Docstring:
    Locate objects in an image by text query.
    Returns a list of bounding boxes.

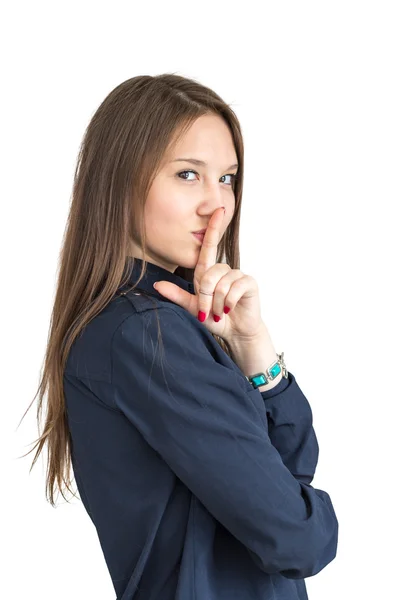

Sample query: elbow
[281,518,339,579]
[280,486,339,579]
[248,490,339,579]
[249,519,339,580]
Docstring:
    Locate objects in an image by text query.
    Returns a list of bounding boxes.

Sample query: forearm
[229,330,320,483]
[228,326,283,392]
[263,374,320,482]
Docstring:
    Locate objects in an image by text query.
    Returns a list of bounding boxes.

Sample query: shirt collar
[118,257,195,300]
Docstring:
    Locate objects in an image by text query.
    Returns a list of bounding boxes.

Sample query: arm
[111,307,338,579]
[229,330,320,484]
[261,373,320,485]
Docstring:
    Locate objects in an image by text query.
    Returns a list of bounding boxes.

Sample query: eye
[221,173,237,186]
[177,169,198,181]
[177,169,237,186]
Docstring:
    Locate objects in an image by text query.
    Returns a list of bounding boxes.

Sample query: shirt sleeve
[111,306,339,579]
[260,374,290,397]
[260,373,320,485]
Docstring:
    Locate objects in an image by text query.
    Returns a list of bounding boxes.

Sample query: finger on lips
[196,207,227,323]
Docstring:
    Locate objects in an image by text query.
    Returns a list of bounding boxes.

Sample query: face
[128,113,238,273]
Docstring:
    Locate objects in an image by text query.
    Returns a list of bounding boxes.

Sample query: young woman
[22,73,338,599]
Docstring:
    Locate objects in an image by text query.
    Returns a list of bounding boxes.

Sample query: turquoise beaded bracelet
[245,351,288,389]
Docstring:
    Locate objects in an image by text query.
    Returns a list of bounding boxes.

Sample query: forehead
[166,114,237,165]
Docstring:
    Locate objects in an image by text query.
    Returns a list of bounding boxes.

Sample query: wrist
[229,328,282,392]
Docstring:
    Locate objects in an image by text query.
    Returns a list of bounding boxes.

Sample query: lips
[193,228,207,234]
[192,232,205,243]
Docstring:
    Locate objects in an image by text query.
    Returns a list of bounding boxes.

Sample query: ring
[199,290,214,296]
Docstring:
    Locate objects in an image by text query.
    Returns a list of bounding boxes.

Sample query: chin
[179,254,200,267]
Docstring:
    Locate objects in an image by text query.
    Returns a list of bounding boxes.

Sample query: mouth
[192,232,205,244]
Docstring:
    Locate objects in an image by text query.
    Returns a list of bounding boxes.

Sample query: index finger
[195,206,226,275]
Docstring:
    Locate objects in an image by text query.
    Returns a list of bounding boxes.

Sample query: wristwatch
[245,351,288,389]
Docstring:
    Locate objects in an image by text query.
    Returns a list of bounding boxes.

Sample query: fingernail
[223,306,230,314]
[198,311,206,322]
[213,314,221,322]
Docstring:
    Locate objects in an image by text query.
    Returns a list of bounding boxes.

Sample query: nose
[201,184,227,213]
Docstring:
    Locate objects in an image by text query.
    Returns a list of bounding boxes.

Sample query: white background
[3,1,399,598]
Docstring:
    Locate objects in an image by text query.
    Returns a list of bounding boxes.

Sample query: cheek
[145,179,195,237]
[151,187,188,220]
[146,199,186,240]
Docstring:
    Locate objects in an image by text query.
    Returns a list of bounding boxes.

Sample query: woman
[21,73,339,599]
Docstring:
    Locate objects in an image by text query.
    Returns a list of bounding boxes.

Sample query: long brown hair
[18,73,245,507]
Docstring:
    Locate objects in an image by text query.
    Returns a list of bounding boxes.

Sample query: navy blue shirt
[64,257,338,599]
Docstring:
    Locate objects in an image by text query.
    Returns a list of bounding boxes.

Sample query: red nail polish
[198,311,206,322]
[213,314,221,322]
[223,306,230,314]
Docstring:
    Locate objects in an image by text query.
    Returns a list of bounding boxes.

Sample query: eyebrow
[171,158,239,171]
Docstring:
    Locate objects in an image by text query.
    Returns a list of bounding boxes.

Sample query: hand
[153,206,267,344]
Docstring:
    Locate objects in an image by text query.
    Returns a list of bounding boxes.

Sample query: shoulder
[113,291,212,356]
[64,290,209,381]
[63,290,152,381]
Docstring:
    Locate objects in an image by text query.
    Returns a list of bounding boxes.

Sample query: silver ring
[199,290,214,296]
